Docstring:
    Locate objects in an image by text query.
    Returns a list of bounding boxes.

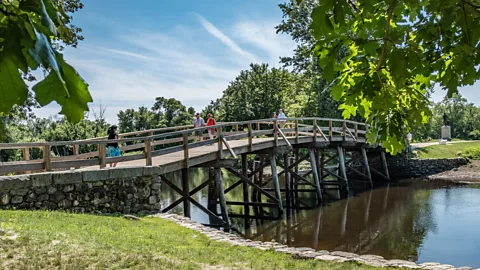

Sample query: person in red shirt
[206,113,216,139]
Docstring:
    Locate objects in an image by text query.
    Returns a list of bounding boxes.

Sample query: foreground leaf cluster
[310,0,480,154]
[0,0,92,123]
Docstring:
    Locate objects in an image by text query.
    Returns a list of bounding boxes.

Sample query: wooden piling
[182,168,191,217]
[309,149,323,202]
[270,153,284,214]
[207,168,218,224]
[294,149,299,203]
[361,148,373,187]
[241,154,250,218]
[284,153,291,208]
[215,168,230,230]
[257,155,265,203]
[380,150,390,181]
[337,146,349,193]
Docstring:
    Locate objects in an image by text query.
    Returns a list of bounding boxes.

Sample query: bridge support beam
[270,153,284,214]
[241,154,250,222]
[366,149,391,182]
[215,168,230,231]
[182,168,190,217]
[283,153,291,208]
[309,149,323,202]
[342,148,374,189]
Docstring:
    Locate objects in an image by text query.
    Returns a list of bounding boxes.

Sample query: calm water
[161,169,480,268]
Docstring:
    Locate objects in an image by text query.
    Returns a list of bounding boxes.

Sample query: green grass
[0,211,392,270]
[416,141,480,159]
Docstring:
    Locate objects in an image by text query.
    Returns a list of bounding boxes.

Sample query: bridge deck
[79,136,364,174]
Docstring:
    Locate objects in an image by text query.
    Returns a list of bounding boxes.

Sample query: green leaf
[323,63,335,82]
[363,42,378,56]
[331,84,344,100]
[333,4,345,27]
[19,0,57,36]
[311,6,333,39]
[0,54,29,114]
[39,0,57,36]
[32,53,92,123]
[28,29,63,79]
[339,104,357,118]
[390,49,406,80]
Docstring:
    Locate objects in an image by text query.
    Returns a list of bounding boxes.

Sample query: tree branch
[461,0,471,44]
[376,0,398,72]
[461,0,480,15]
[346,0,365,23]
[462,0,480,9]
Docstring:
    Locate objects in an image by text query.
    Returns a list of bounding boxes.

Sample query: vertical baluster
[248,123,253,152]
[99,143,106,168]
[183,133,189,168]
[217,127,223,159]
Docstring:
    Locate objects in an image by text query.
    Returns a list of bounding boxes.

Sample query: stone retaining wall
[0,167,162,214]
[152,213,475,270]
[384,156,468,179]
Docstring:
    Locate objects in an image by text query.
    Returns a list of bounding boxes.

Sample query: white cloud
[233,21,297,64]
[33,14,296,124]
[196,14,259,64]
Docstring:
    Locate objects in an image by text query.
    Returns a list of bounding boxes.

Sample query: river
[160,169,480,268]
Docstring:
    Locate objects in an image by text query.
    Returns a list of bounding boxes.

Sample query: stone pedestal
[441,126,451,140]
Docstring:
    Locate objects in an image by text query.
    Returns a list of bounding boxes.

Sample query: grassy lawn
[416,141,480,159]
[0,211,390,270]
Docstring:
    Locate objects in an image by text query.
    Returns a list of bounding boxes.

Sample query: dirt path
[427,160,480,184]
[411,140,477,149]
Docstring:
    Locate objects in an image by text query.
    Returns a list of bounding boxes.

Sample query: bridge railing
[0,118,368,174]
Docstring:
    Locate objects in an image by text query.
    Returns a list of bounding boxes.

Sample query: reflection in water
[160,169,480,268]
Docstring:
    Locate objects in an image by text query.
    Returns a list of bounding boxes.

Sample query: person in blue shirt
[107,125,121,167]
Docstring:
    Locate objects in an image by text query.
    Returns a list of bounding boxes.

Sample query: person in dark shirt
[107,125,121,167]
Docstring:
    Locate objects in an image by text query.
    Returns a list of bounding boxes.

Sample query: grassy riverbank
[416,141,480,159]
[0,211,390,270]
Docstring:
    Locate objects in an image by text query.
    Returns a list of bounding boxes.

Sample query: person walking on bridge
[278,109,287,129]
[107,125,121,167]
[206,113,216,140]
[194,113,206,141]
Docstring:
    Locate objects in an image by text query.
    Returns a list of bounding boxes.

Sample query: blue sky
[35,0,480,123]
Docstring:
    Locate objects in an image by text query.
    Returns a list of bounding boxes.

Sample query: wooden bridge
[0,118,390,230]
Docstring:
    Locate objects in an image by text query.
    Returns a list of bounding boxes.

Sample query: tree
[0,0,92,133]
[117,109,136,133]
[310,0,480,154]
[151,97,193,127]
[276,0,343,119]
[213,63,294,122]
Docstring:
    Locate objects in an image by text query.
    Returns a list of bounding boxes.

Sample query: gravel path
[427,160,480,183]
[411,140,475,149]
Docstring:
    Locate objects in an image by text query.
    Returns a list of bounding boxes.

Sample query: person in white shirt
[193,113,206,141]
[277,109,287,128]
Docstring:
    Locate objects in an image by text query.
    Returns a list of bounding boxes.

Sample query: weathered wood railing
[0,118,368,174]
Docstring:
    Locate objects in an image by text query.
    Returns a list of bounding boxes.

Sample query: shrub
[468,130,480,140]
[463,147,480,160]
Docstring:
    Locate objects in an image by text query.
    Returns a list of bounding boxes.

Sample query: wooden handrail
[0,117,366,149]
[0,117,369,174]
